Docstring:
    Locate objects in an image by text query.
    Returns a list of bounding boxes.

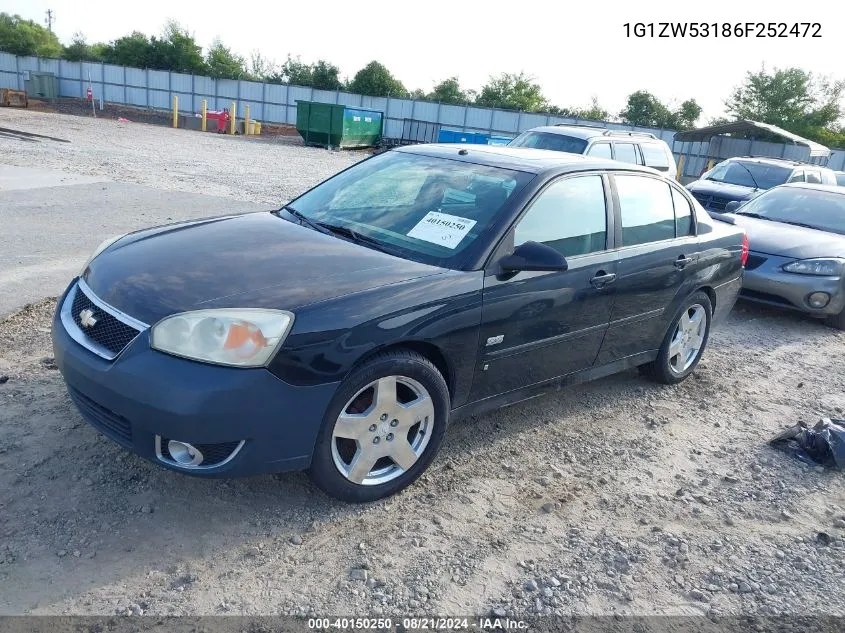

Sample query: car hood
[83,212,446,325]
[687,179,761,200]
[729,214,845,259]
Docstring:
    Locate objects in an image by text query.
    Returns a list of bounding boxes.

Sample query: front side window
[641,143,670,170]
[587,142,612,159]
[514,175,607,258]
[616,175,676,246]
[508,131,588,154]
[614,143,640,165]
[286,151,534,267]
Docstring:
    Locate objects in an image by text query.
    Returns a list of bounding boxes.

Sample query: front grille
[68,387,133,447]
[71,285,141,357]
[160,437,242,466]
[744,254,767,271]
[691,192,732,210]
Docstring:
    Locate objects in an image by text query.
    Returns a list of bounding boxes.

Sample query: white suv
[509,124,678,179]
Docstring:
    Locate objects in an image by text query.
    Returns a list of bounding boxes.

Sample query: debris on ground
[770,418,845,469]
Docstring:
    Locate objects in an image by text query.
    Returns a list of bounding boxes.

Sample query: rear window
[641,143,670,170]
[509,131,588,154]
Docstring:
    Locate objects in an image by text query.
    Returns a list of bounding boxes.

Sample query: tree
[62,32,103,62]
[205,39,246,79]
[619,90,701,130]
[428,77,468,104]
[552,97,610,122]
[249,51,277,81]
[148,21,206,74]
[348,61,406,97]
[725,66,845,141]
[311,60,342,90]
[0,12,62,57]
[281,55,313,85]
[98,31,153,67]
[475,72,548,112]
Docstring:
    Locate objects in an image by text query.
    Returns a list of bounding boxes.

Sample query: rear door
[469,173,618,401]
[595,173,701,364]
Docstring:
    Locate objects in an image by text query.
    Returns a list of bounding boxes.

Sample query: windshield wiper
[734,162,761,189]
[314,222,395,255]
[277,205,331,235]
[735,211,775,221]
[776,219,820,230]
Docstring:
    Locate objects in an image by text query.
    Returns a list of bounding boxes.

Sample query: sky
[5,0,842,122]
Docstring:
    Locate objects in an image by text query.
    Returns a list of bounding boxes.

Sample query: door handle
[674,254,699,269]
[590,272,617,289]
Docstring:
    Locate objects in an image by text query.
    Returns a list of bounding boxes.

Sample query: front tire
[308,350,450,503]
[641,291,713,385]
[825,308,845,330]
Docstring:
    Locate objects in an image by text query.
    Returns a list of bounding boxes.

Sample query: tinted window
[641,143,670,170]
[614,143,639,165]
[288,151,533,267]
[705,160,792,189]
[587,142,612,159]
[508,131,588,154]
[736,186,845,235]
[671,187,694,236]
[805,171,822,184]
[616,175,676,245]
[514,176,607,257]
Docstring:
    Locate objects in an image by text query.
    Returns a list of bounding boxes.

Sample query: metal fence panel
[0,71,16,89]
[265,83,286,105]
[126,87,147,106]
[361,96,387,112]
[337,92,362,107]
[288,85,312,104]
[412,101,439,122]
[242,100,263,120]
[18,56,38,72]
[147,69,168,91]
[170,72,192,93]
[438,104,464,127]
[104,83,123,103]
[465,107,493,130]
[125,67,145,87]
[387,98,414,120]
[519,113,549,130]
[240,80,263,101]
[384,119,404,139]
[491,110,520,134]
[103,64,123,84]
[312,89,337,104]
[264,104,286,123]
[149,90,169,109]
[39,58,60,75]
[0,52,15,72]
[216,79,238,100]
[193,75,214,96]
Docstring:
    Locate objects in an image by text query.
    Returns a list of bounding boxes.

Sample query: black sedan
[52,145,745,502]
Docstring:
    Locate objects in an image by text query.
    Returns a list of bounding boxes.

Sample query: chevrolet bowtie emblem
[79,308,98,328]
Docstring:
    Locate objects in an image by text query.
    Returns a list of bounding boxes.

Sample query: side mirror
[725,200,744,213]
[499,241,568,273]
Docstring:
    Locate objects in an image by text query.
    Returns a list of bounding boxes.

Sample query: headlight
[782,258,845,277]
[81,234,125,274]
[151,309,294,367]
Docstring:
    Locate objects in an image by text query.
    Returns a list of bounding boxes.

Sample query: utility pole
[45,9,54,31]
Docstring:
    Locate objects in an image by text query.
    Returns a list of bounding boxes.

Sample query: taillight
[741,233,749,267]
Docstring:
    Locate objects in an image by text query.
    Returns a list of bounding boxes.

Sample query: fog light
[807,292,831,309]
[167,440,204,466]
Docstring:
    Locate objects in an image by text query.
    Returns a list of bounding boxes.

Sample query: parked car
[687,156,838,213]
[717,183,845,329]
[508,124,678,178]
[835,171,845,187]
[52,145,745,502]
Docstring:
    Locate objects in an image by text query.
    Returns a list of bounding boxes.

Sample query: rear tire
[640,291,713,385]
[308,350,450,503]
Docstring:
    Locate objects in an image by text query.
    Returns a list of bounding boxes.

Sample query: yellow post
[172,95,178,128]
[201,99,207,132]
[230,101,237,135]
[706,158,716,172]
[244,105,251,136]
[676,155,685,181]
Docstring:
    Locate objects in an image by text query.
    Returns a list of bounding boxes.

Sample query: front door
[470,174,618,402]
[596,174,702,363]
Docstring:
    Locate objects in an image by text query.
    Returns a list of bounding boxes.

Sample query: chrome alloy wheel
[331,375,435,486]
[668,303,706,374]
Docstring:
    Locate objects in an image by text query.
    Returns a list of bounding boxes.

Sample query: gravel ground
[1,109,844,621]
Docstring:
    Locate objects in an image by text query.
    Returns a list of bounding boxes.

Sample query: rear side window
[641,143,670,171]
[616,175,676,246]
[787,170,804,183]
[805,171,823,184]
[514,175,607,257]
[587,142,612,159]
[614,143,640,165]
[671,187,694,236]
[836,173,845,187]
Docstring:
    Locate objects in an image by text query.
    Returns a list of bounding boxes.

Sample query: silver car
[722,183,845,329]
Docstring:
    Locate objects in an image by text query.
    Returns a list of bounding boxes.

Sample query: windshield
[704,160,792,189]
[283,151,534,267]
[508,131,588,154]
[737,186,845,235]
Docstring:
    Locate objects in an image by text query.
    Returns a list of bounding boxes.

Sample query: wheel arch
[346,340,454,400]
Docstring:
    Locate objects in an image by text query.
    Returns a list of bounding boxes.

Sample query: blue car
[53,145,744,502]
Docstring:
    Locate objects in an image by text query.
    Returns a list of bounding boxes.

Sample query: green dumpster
[296,101,384,149]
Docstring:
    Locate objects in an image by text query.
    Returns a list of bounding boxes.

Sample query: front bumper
[52,281,340,477]
[741,252,845,317]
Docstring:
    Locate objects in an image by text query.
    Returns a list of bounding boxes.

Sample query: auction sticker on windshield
[407,211,477,249]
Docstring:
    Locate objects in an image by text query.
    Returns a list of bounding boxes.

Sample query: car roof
[779,182,845,195]
[725,156,831,169]
[519,125,666,144]
[395,143,661,176]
